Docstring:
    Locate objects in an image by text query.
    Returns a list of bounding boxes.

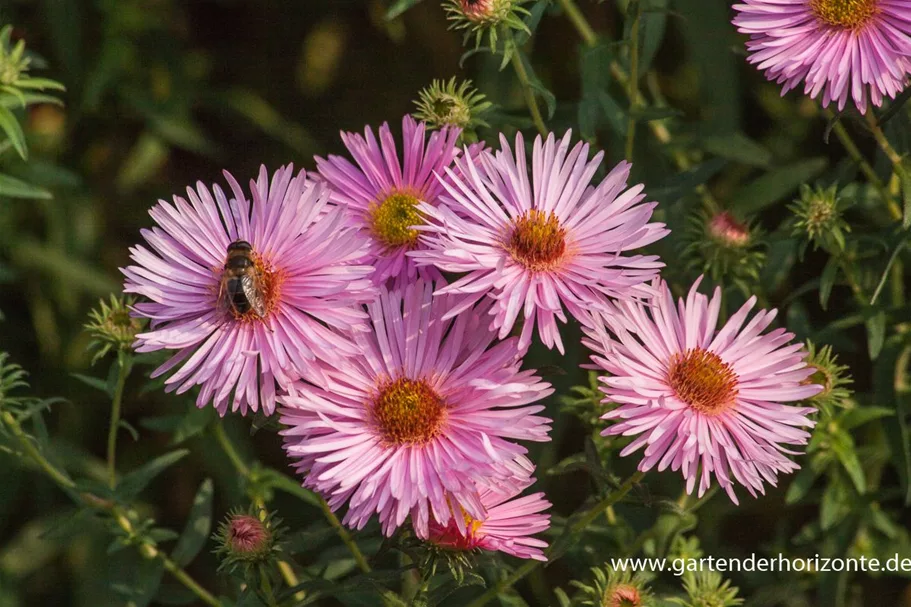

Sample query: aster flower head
[582,277,823,504]
[412,130,668,354]
[426,460,551,561]
[316,115,461,285]
[279,280,553,537]
[122,165,376,416]
[732,0,911,113]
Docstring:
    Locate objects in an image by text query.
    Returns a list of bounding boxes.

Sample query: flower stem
[1,410,75,490]
[557,0,597,47]
[625,1,641,162]
[160,551,222,607]
[826,112,900,220]
[212,420,250,478]
[106,351,131,488]
[465,471,645,607]
[865,112,905,167]
[508,32,548,137]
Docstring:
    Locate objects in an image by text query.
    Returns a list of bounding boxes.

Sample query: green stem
[465,471,645,607]
[625,2,641,162]
[556,0,597,47]
[1,410,75,490]
[160,552,222,607]
[508,32,548,137]
[106,351,130,488]
[827,113,900,220]
[259,567,280,607]
[865,112,905,167]
[213,420,372,575]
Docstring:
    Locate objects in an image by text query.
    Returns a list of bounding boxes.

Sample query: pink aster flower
[122,165,375,415]
[582,277,822,504]
[279,280,552,537]
[411,131,668,354]
[427,459,551,561]
[315,115,461,285]
[732,0,911,113]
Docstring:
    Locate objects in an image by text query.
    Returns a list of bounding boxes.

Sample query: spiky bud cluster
[789,184,851,255]
[213,508,284,575]
[444,0,531,62]
[682,206,765,290]
[85,296,145,364]
[0,27,30,86]
[571,566,653,607]
[802,341,853,415]
[677,570,744,607]
[413,78,491,140]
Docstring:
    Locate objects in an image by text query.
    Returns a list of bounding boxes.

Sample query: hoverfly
[218,240,267,318]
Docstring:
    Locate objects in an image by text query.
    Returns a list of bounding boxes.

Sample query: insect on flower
[218,240,267,319]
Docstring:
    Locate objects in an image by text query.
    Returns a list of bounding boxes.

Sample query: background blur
[1,0,909,605]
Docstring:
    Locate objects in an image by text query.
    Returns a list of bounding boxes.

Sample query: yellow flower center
[370,191,423,249]
[810,0,877,28]
[507,209,567,271]
[667,348,739,416]
[372,378,446,445]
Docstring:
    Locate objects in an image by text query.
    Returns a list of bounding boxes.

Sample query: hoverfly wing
[241,271,268,318]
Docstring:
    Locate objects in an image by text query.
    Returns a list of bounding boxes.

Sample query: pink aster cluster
[124,106,826,561]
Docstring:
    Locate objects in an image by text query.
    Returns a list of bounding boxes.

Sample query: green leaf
[518,51,556,119]
[702,132,773,168]
[0,105,27,160]
[731,158,828,214]
[880,87,911,126]
[0,92,64,109]
[170,479,213,567]
[70,372,113,397]
[116,449,190,499]
[874,342,911,505]
[639,0,669,76]
[870,239,906,305]
[865,310,886,360]
[820,255,839,311]
[649,158,727,202]
[386,0,425,20]
[261,468,321,506]
[901,163,911,229]
[839,406,894,430]
[785,464,821,504]
[831,432,866,494]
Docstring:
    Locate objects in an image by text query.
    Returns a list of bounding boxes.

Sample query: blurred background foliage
[1,0,910,605]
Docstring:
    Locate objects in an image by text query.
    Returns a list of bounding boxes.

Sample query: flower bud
[802,341,853,414]
[85,295,145,364]
[682,206,764,287]
[680,570,744,607]
[789,184,851,254]
[443,0,530,57]
[570,567,652,607]
[0,27,30,86]
[213,509,283,574]
[413,78,491,138]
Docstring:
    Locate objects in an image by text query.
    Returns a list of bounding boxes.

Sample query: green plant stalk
[2,411,220,606]
[465,471,645,607]
[625,2,641,162]
[865,112,905,167]
[557,0,597,47]
[508,32,548,137]
[213,421,372,577]
[827,113,900,220]
[106,351,131,488]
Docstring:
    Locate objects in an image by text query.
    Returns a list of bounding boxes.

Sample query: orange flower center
[507,209,567,271]
[369,190,423,249]
[372,378,446,445]
[810,0,877,28]
[667,348,739,415]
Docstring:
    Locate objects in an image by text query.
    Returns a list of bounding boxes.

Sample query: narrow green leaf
[70,372,113,397]
[649,158,727,202]
[876,344,911,504]
[638,0,668,76]
[785,465,820,504]
[519,51,556,119]
[0,92,64,109]
[831,432,866,494]
[596,91,627,135]
[386,0,425,20]
[865,310,886,360]
[171,479,214,567]
[870,239,906,305]
[14,78,66,92]
[731,158,828,214]
[839,406,893,430]
[0,105,27,160]
[880,87,911,126]
[702,132,773,168]
[819,255,839,310]
[262,469,321,506]
[116,449,190,499]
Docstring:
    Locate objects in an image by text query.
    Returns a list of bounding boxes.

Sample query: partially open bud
[85,295,145,364]
[570,567,652,607]
[789,184,851,254]
[213,508,283,573]
[414,78,491,140]
[682,206,764,288]
[443,0,530,57]
[802,341,853,415]
[680,570,744,607]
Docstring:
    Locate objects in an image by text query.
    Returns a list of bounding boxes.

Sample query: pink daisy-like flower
[122,165,375,415]
[411,131,668,354]
[315,115,461,285]
[427,459,551,561]
[582,277,822,504]
[733,0,911,113]
[279,280,552,537]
